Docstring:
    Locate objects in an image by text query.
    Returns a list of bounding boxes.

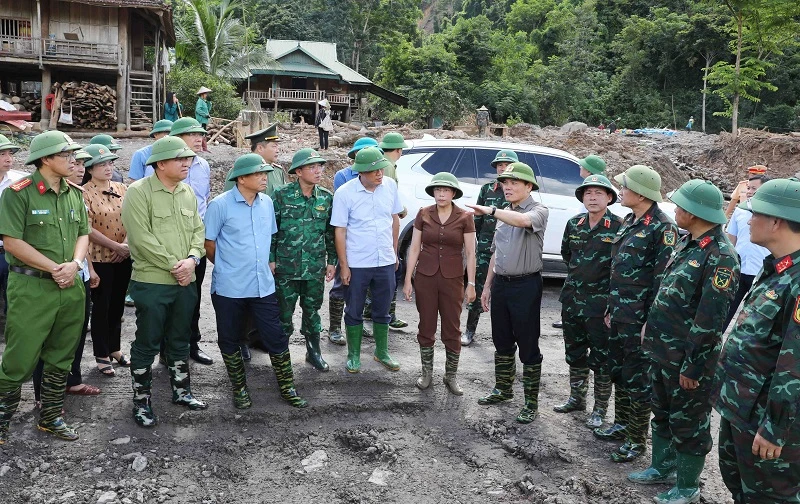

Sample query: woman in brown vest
[403,173,476,394]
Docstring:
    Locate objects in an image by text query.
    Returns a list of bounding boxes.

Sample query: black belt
[495,271,540,282]
[10,265,53,280]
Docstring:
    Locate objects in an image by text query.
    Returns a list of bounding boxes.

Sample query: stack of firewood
[52,81,117,129]
[0,93,42,122]
[207,117,238,146]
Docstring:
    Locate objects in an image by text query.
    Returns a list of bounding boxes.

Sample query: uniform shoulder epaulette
[9,177,32,192]
[66,179,84,192]
[317,185,333,196]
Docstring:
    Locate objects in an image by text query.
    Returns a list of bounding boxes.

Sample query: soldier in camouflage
[714,178,800,503]
[628,180,739,504]
[462,149,516,346]
[554,175,622,429]
[271,148,337,371]
[593,165,678,463]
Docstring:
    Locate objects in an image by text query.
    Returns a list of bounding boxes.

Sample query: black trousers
[318,127,329,149]
[211,293,287,355]
[190,256,207,345]
[33,279,91,400]
[724,273,755,330]
[91,260,132,357]
[490,272,543,364]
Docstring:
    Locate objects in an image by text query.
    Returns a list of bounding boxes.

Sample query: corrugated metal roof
[262,40,372,85]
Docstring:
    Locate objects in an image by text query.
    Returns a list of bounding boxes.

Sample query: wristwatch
[72,258,83,268]
[490,205,497,216]
[188,255,201,266]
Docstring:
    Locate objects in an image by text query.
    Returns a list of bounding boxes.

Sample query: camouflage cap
[425,172,463,199]
[145,137,196,165]
[347,137,379,159]
[170,117,206,136]
[150,119,174,137]
[0,134,19,153]
[289,148,326,174]
[497,162,539,190]
[83,143,119,168]
[227,153,273,181]
[668,179,726,224]
[576,174,617,205]
[613,165,662,202]
[740,178,800,224]
[89,134,122,152]
[378,132,408,151]
[352,146,391,173]
[25,130,82,165]
[491,150,519,167]
[578,155,607,175]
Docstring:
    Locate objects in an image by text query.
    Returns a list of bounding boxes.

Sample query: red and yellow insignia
[699,236,712,249]
[663,230,677,246]
[688,260,700,268]
[776,255,793,274]
[577,216,586,226]
[9,178,32,192]
[794,296,800,324]
[713,267,733,290]
[765,290,778,300]
[604,218,611,228]
[643,215,652,226]
[602,237,613,242]
[37,180,46,194]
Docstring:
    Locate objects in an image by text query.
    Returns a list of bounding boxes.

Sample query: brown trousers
[414,272,464,353]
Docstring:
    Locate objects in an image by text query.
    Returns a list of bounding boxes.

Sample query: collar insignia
[699,236,712,249]
[776,255,793,274]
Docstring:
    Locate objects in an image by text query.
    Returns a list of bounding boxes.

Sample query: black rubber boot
[304,333,330,371]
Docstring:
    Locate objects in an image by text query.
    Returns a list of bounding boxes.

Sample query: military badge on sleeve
[793,296,800,324]
[663,230,677,246]
[713,267,733,290]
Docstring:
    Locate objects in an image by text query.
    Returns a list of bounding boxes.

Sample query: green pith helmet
[378,132,408,151]
[0,134,20,153]
[170,117,206,136]
[668,179,726,224]
[347,137,379,159]
[497,162,539,190]
[740,178,800,224]
[576,174,617,205]
[491,149,519,167]
[150,119,174,137]
[227,153,273,181]
[74,149,93,162]
[89,134,122,152]
[579,155,607,175]
[83,144,119,168]
[289,148,326,174]
[145,137,196,166]
[25,130,82,165]
[352,146,391,173]
[613,165,662,202]
[425,172,463,199]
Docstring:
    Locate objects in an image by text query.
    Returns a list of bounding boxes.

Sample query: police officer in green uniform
[628,180,739,504]
[714,178,800,503]
[594,165,678,463]
[462,149,517,346]
[554,175,622,429]
[223,124,286,197]
[0,130,89,443]
[271,148,337,371]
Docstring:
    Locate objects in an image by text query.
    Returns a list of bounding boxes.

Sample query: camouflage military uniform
[645,227,739,456]
[270,181,336,369]
[714,250,800,503]
[600,202,678,461]
[558,209,622,418]
[469,181,509,315]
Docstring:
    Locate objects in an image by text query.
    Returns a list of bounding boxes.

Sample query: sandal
[110,353,131,367]
[67,384,101,395]
[95,358,116,377]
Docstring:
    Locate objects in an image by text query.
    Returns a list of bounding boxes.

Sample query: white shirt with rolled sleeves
[330,176,403,268]
[727,206,769,276]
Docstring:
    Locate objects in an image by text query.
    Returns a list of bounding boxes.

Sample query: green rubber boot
[167,360,208,410]
[586,372,612,428]
[478,352,516,405]
[373,322,400,371]
[345,324,363,373]
[611,401,650,463]
[328,297,346,345]
[305,333,330,371]
[388,291,408,329]
[443,350,463,395]
[0,387,22,445]
[221,351,252,409]
[516,363,542,424]
[594,386,629,441]
[553,366,589,413]
[653,453,705,504]
[37,370,78,441]
[416,345,434,389]
[131,367,157,427]
[270,350,308,408]
[627,432,677,484]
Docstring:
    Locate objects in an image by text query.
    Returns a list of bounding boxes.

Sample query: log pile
[0,93,41,123]
[207,117,239,146]
[51,81,117,129]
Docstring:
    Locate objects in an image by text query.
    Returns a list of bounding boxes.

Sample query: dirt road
[0,275,732,504]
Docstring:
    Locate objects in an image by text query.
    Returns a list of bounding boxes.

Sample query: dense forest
[170,0,800,134]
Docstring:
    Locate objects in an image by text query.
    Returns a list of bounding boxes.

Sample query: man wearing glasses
[0,131,89,443]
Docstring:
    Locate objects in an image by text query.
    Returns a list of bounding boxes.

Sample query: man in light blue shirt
[170,118,214,364]
[724,175,770,327]
[331,147,403,374]
[204,154,307,410]
[129,120,173,181]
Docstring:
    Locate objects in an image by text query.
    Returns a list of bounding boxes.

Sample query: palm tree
[175,0,273,80]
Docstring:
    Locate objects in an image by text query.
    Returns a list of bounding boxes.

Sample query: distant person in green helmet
[0,134,21,313]
[89,134,124,183]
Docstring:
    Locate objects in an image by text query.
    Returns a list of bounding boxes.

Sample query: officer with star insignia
[627,179,739,504]
[223,124,286,197]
